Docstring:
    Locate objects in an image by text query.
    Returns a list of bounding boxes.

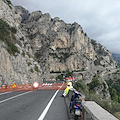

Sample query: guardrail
[65,90,119,120]
[83,101,118,120]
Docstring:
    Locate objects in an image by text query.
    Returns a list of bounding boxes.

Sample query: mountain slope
[19,7,116,83]
[0,0,117,89]
[0,0,42,85]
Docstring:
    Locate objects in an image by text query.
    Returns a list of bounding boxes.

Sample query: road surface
[0,90,69,120]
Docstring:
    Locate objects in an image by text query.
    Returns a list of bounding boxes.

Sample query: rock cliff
[0,0,117,90]
[20,7,116,83]
[0,0,42,86]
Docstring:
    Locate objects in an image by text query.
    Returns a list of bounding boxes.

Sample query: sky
[11,0,120,54]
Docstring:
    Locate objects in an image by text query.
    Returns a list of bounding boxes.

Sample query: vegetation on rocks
[0,1,119,118]
[55,70,73,80]
[88,76,101,90]
[4,0,12,9]
[6,0,12,5]
[34,65,39,72]
[106,72,120,103]
[0,19,19,55]
[74,78,120,119]
[49,51,71,63]
[91,39,97,46]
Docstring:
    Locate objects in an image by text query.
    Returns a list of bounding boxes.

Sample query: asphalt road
[0,90,69,120]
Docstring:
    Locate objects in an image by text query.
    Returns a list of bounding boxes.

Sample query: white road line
[0,92,12,95]
[0,91,32,104]
[38,83,64,120]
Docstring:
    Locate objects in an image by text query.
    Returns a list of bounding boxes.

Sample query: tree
[111,88,118,102]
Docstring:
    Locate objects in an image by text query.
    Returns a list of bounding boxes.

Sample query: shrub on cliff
[74,79,120,119]
[88,76,101,90]
[0,19,19,55]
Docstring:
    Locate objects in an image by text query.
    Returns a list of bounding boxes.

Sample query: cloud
[11,0,120,53]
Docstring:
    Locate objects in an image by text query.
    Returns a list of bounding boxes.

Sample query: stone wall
[83,101,118,120]
[65,91,118,120]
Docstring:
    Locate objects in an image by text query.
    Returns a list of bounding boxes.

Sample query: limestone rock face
[0,42,42,85]
[0,0,21,28]
[0,0,42,86]
[0,0,117,88]
[21,10,116,82]
[15,6,29,23]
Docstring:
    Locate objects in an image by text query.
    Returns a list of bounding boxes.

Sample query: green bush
[111,88,118,102]
[0,19,10,40]
[91,39,97,45]
[88,77,101,90]
[74,80,88,93]
[28,62,32,66]
[7,41,20,55]
[34,65,39,72]
[56,75,63,80]
[111,102,120,114]
[100,99,111,112]
[10,27,17,34]
[65,71,73,77]
[106,77,120,103]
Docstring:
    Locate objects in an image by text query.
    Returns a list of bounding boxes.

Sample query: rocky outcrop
[0,42,42,85]
[20,9,116,83]
[15,6,29,23]
[0,0,117,89]
[0,0,42,86]
[0,0,21,28]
